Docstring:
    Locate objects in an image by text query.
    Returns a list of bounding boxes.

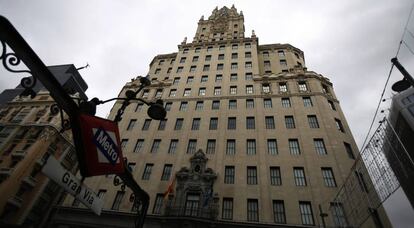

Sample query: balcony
[0,168,13,182]
[164,205,219,220]
[11,150,27,161]
[7,195,23,209]
[22,176,37,189]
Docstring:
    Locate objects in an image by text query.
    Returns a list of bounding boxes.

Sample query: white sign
[42,156,104,215]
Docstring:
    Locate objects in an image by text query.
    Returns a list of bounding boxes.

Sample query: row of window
[103,190,346,226]
[124,137,355,159]
[125,115,345,132]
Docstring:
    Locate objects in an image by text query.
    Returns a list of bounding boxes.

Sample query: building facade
[53,6,390,228]
[0,64,87,227]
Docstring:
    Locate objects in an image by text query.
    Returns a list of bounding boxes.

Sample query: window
[344,142,355,159]
[195,47,201,53]
[205,55,211,61]
[142,164,153,180]
[226,140,236,155]
[246,117,255,129]
[214,87,221,95]
[134,139,144,153]
[224,166,235,184]
[165,102,172,111]
[201,75,208,82]
[176,67,183,73]
[170,59,175,64]
[158,119,167,130]
[195,101,204,110]
[331,202,348,227]
[151,139,161,153]
[308,115,319,128]
[167,67,172,73]
[212,100,220,110]
[264,98,272,108]
[198,88,206,96]
[247,199,259,221]
[245,62,252,69]
[246,139,256,155]
[142,119,151,130]
[278,50,285,57]
[264,61,271,67]
[265,116,275,129]
[229,100,237,109]
[279,82,288,92]
[322,84,330,94]
[183,88,191,96]
[155,89,163,98]
[192,56,199,62]
[263,51,269,57]
[273,200,286,224]
[228,117,236,129]
[179,101,188,111]
[97,189,107,199]
[217,64,224,70]
[215,74,223,82]
[169,89,177,97]
[155,68,161,74]
[152,194,164,214]
[230,73,237,81]
[328,100,336,110]
[298,81,308,92]
[303,97,313,107]
[232,44,238,50]
[135,103,143,112]
[111,191,125,210]
[285,116,295,129]
[219,45,225,51]
[142,90,149,98]
[355,171,369,192]
[280,60,287,66]
[314,139,327,155]
[246,85,254,94]
[174,118,183,130]
[127,119,136,130]
[187,76,194,83]
[191,118,200,130]
[230,86,237,95]
[209,118,218,130]
[262,84,270,93]
[245,52,251,58]
[245,72,253,80]
[246,99,254,108]
[161,164,173,181]
[206,140,216,154]
[231,63,238,70]
[222,198,233,220]
[299,202,314,225]
[335,119,345,132]
[218,54,224,60]
[168,139,178,154]
[247,166,257,184]
[182,48,189,54]
[173,77,180,85]
[281,98,291,107]
[231,53,238,59]
[267,139,278,155]
[159,59,165,65]
[207,46,213,52]
[185,194,200,216]
[187,139,197,154]
[270,167,282,185]
[245,43,251,48]
[203,65,210,71]
[322,168,337,187]
[294,167,306,186]
[180,57,186,63]
[289,139,300,155]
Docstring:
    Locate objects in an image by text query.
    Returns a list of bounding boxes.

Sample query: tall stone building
[53,6,391,228]
[0,64,87,227]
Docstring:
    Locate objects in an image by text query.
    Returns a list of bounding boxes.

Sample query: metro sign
[79,114,125,177]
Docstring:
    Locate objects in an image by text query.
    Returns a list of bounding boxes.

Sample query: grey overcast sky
[1,0,414,226]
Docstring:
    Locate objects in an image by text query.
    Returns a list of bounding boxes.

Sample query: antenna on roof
[76,63,90,71]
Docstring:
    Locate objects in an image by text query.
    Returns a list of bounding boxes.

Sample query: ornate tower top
[193,5,245,43]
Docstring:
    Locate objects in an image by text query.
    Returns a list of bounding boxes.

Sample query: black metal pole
[319,204,327,228]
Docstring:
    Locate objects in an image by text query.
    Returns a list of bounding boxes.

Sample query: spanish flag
[163,177,176,199]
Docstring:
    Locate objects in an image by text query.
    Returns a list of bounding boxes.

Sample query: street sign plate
[79,114,125,177]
